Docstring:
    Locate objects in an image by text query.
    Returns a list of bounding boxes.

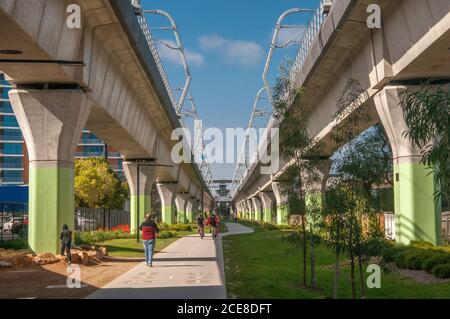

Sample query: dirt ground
[0,260,139,299]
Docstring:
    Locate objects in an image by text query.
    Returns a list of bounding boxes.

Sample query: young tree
[75,158,129,209]
[327,79,390,299]
[274,60,325,289]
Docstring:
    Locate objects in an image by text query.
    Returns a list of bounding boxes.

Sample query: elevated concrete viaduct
[234,0,450,245]
[0,0,213,254]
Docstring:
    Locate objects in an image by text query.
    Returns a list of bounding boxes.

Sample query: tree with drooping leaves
[400,83,450,206]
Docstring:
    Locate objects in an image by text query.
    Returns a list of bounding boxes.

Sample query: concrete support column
[237,203,243,219]
[375,86,441,245]
[122,162,156,234]
[185,197,195,222]
[192,199,200,217]
[302,160,331,216]
[157,183,178,225]
[259,192,275,223]
[246,199,253,220]
[245,201,251,220]
[252,196,262,222]
[176,193,189,224]
[272,182,289,225]
[239,203,244,219]
[9,89,91,254]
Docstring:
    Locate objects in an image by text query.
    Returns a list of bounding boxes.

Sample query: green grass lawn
[223,228,450,299]
[101,230,196,258]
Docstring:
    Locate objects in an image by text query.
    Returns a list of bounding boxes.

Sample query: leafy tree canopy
[75,158,129,209]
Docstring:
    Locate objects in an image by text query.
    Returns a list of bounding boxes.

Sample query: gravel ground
[0,260,139,299]
[398,268,450,284]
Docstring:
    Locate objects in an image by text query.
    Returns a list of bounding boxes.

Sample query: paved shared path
[87,222,253,299]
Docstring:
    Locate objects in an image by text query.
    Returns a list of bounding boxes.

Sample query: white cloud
[157,39,205,66]
[199,34,264,67]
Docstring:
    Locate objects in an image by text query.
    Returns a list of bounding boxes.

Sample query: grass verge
[223,228,450,299]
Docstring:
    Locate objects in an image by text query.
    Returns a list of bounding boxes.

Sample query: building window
[0,170,23,183]
[0,101,13,114]
[0,157,23,169]
[0,115,19,128]
[0,129,22,141]
[83,145,105,157]
[1,143,22,155]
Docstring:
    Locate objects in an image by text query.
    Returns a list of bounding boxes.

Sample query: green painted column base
[177,210,186,224]
[263,208,273,223]
[130,195,151,234]
[162,205,176,225]
[255,211,262,222]
[28,166,74,255]
[394,162,441,245]
[276,205,289,225]
[186,211,194,223]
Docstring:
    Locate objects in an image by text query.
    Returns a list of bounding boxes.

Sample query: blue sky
[142,0,321,179]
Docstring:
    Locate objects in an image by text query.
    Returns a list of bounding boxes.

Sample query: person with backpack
[209,214,219,239]
[60,224,72,265]
[139,214,159,267]
[197,214,205,239]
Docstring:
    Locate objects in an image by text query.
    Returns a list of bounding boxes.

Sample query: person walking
[209,214,219,239]
[196,214,205,239]
[139,214,159,267]
[60,224,72,265]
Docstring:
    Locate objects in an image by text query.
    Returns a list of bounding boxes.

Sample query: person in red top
[139,214,159,267]
[209,214,220,239]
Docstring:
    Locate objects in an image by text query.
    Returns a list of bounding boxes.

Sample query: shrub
[75,229,133,245]
[393,248,410,269]
[422,254,450,273]
[432,262,450,279]
[159,223,192,232]
[168,224,192,232]
[158,230,176,239]
[405,250,436,270]
[261,223,279,231]
[158,223,170,231]
[278,224,296,230]
[409,241,435,249]
[360,239,394,258]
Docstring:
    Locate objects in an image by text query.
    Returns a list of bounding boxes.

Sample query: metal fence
[75,208,130,232]
[442,212,450,242]
[0,202,28,246]
[384,212,450,242]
